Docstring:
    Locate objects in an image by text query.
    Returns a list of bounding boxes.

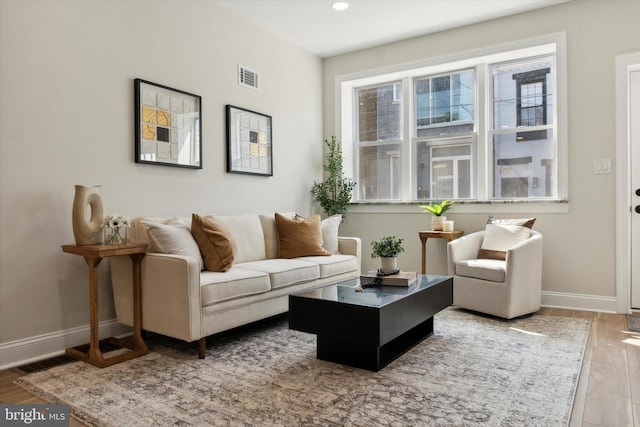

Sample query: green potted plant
[371,236,405,272]
[420,200,454,231]
[311,136,356,219]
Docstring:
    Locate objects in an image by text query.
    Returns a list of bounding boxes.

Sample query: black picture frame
[226,105,273,176]
[134,79,202,169]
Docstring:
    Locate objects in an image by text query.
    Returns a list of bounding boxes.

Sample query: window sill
[348,200,569,214]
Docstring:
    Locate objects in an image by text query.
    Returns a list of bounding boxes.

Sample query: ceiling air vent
[238,64,260,90]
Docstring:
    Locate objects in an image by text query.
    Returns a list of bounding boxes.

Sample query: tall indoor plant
[311,136,356,218]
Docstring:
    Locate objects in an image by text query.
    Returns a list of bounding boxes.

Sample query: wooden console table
[418,230,464,274]
[61,243,148,368]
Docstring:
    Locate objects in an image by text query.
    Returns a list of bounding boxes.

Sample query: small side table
[418,230,464,274]
[61,243,149,368]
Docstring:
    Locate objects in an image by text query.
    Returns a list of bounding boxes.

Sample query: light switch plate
[593,158,611,174]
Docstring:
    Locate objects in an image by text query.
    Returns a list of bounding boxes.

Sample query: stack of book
[360,271,418,287]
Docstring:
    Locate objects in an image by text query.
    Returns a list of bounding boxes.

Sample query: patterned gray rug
[16,308,590,427]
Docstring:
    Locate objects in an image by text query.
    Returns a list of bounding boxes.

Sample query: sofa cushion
[210,214,267,263]
[275,213,330,258]
[259,212,296,259]
[297,254,356,278]
[455,259,506,282]
[478,223,531,261]
[191,214,236,272]
[200,268,271,306]
[142,219,204,270]
[235,259,319,289]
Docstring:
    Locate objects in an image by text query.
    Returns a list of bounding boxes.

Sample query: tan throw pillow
[478,223,532,260]
[487,216,536,229]
[190,213,236,272]
[295,213,341,254]
[276,213,331,258]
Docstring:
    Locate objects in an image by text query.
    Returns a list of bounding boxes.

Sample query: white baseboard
[541,291,619,314]
[0,320,132,371]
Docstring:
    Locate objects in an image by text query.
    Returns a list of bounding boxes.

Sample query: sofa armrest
[447,231,485,275]
[338,236,362,275]
[111,253,202,342]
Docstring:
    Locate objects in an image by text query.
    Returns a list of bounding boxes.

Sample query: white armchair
[447,226,543,319]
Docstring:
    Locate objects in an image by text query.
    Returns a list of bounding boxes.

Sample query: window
[340,36,564,204]
[491,57,555,198]
[414,70,474,200]
[356,83,403,200]
[415,70,474,137]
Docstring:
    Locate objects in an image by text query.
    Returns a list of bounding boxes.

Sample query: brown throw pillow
[190,213,236,272]
[275,213,331,258]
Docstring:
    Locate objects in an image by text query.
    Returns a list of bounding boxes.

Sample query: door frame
[615,52,640,313]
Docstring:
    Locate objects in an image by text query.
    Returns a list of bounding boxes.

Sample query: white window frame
[336,32,568,213]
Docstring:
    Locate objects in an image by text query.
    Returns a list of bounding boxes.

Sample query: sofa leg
[198,337,206,359]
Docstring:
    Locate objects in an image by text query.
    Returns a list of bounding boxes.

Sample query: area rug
[15,308,590,427]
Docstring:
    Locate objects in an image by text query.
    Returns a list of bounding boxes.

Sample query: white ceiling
[214,0,571,58]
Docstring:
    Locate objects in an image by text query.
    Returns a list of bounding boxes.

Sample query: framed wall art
[226,105,273,176]
[134,79,202,169]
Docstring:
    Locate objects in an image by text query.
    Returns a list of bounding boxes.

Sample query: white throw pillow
[143,219,204,270]
[321,215,342,254]
[478,223,531,260]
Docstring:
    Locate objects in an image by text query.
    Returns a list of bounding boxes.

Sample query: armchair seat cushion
[455,259,506,282]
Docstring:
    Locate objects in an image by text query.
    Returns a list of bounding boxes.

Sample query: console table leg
[85,256,104,363]
[130,253,146,343]
[420,236,428,274]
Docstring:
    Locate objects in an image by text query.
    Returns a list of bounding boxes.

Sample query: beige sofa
[110,213,361,358]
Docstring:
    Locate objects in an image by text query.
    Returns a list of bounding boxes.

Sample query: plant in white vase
[371,235,405,273]
[420,200,454,231]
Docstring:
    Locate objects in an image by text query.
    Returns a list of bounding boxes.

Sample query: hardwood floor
[0,309,637,426]
[537,308,639,427]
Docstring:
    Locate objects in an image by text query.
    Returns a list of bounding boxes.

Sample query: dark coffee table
[288,274,452,371]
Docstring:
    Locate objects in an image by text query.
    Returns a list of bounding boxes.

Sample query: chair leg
[198,337,206,359]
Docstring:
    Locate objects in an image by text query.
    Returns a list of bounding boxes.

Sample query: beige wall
[323,1,640,306]
[0,0,322,365]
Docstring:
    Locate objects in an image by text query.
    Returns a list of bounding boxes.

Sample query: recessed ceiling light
[332,2,349,11]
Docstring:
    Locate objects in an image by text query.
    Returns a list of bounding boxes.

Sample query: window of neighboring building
[514,68,550,141]
[339,35,564,204]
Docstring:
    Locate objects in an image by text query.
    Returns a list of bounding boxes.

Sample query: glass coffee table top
[295,274,450,308]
